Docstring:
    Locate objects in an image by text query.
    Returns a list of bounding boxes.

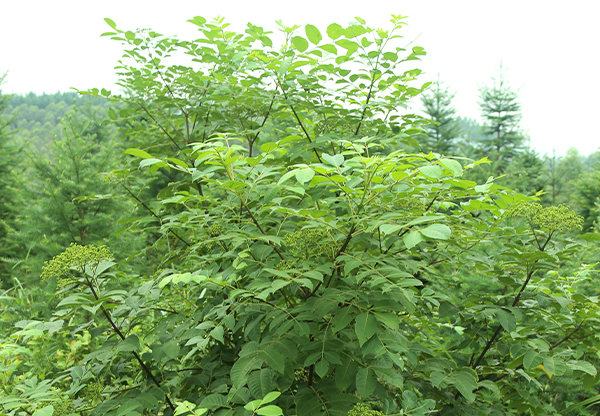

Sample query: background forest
[1,14,600,416]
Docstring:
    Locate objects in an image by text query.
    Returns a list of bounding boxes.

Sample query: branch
[238,197,302,300]
[492,320,585,384]
[136,101,182,151]
[354,76,376,136]
[275,79,322,163]
[118,181,191,247]
[83,275,176,412]
[309,223,356,297]
[472,266,535,369]
[249,93,277,157]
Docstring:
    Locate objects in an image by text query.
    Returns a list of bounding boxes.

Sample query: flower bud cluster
[284,229,334,260]
[275,259,297,271]
[207,223,224,237]
[51,394,76,415]
[506,202,583,232]
[348,403,384,416]
[41,243,112,280]
[81,381,104,403]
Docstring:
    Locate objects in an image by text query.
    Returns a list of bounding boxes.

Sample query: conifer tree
[420,77,461,154]
[543,148,584,206]
[0,75,21,287]
[478,64,525,173]
[11,103,138,278]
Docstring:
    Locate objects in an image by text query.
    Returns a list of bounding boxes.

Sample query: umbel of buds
[506,202,583,232]
[284,229,335,260]
[41,243,112,280]
[347,403,384,416]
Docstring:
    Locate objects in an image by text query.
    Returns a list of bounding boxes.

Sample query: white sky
[1,0,598,157]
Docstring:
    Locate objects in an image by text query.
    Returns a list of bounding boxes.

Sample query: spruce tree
[477,64,525,173]
[419,78,461,154]
[12,103,139,278]
[543,148,584,206]
[0,75,20,287]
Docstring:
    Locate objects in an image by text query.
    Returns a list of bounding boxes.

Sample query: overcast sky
[1,0,598,157]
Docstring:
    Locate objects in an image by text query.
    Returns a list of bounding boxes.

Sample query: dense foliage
[1,15,600,416]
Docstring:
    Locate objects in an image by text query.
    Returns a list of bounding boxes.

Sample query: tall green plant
[3,16,599,416]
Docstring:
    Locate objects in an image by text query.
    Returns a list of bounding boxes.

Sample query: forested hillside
[1,15,599,416]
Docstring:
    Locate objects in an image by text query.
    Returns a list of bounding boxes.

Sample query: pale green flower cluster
[275,259,297,271]
[506,202,583,232]
[81,381,104,403]
[207,223,224,237]
[347,403,384,416]
[41,243,112,280]
[51,394,76,415]
[284,229,335,260]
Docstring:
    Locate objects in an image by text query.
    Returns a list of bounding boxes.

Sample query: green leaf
[104,18,117,29]
[374,367,404,388]
[294,321,310,338]
[374,312,400,330]
[355,368,377,398]
[261,391,281,404]
[296,392,322,416]
[259,349,286,373]
[248,369,274,399]
[542,356,556,376]
[231,357,262,387]
[335,358,358,391]
[117,334,140,352]
[420,224,451,240]
[322,153,344,167]
[279,57,293,75]
[188,16,207,26]
[124,148,153,159]
[116,401,142,416]
[580,233,600,241]
[210,326,225,344]
[139,158,163,168]
[564,394,600,413]
[261,142,278,153]
[331,307,354,333]
[477,380,500,397]
[440,159,463,175]
[327,23,343,39]
[355,312,377,346]
[256,405,283,416]
[380,224,402,235]
[418,165,442,179]
[162,341,180,360]
[383,52,398,62]
[452,368,477,402]
[567,360,597,376]
[495,309,516,332]
[295,168,315,184]
[319,44,337,54]
[278,170,296,185]
[292,36,309,52]
[32,406,54,416]
[403,230,423,249]
[315,359,329,378]
[523,350,544,370]
[245,400,262,412]
[335,39,359,54]
[305,24,322,44]
[406,215,445,226]
[199,394,229,410]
